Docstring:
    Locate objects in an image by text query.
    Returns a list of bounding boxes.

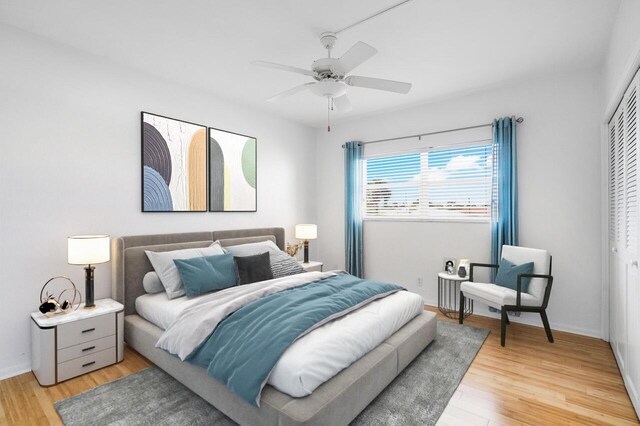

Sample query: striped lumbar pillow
[271,257,306,278]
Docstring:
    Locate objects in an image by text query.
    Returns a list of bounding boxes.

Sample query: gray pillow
[145,242,225,299]
[234,252,274,285]
[142,272,165,294]
[222,240,281,257]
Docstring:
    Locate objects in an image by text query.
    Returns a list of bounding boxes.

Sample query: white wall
[316,67,603,337]
[0,24,317,379]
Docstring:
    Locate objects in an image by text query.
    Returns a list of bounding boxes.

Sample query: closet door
[624,73,639,407]
[610,69,640,417]
[613,106,627,370]
[609,107,620,359]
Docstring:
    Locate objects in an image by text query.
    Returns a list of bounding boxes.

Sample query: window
[364,143,493,221]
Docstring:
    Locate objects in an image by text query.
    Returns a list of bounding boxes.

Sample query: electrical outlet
[417,277,423,287]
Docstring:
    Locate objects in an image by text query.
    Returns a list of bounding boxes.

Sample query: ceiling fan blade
[267,83,315,102]
[333,42,377,75]
[252,60,316,77]
[345,75,412,94]
[333,95,353,112]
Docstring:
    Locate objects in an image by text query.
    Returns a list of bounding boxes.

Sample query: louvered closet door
[609,107,620,356]
[617,107,628,372]
[610,106,626,369]
[624,73,639,408]
[610,69,640,418]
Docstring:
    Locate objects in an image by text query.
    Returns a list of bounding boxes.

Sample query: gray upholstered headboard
[111,227,285,316]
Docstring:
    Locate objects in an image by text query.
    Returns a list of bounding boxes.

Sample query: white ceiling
[0,0,620,128]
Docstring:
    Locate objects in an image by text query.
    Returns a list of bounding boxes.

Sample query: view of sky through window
[365,144,493,219]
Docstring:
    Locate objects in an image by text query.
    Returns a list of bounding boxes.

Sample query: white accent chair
[459,245,554,346]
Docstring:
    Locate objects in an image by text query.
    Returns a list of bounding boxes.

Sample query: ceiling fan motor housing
[311,58,343,79]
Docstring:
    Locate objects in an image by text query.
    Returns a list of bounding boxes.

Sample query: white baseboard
[0,357,31,381]
[423,300,602,339]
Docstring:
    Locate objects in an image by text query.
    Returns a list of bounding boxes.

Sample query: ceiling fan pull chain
[327,97,331,132]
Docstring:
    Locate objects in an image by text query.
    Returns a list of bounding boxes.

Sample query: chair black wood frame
[459,257,554,347]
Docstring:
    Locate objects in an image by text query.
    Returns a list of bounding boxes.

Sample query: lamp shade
[295,224,317,240]
[68,235,111,265]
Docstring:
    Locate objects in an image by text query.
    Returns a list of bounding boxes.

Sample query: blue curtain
[344,141,364,278]
[491,117,518,279]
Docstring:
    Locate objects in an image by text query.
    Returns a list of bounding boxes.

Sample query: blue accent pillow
[173,253,237,298]
[494,258,534,293]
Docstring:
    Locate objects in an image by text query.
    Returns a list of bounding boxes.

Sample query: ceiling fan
[252,32,412,129]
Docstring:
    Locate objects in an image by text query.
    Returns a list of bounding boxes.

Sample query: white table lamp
[295,224,317,263]
[68,235,110,308]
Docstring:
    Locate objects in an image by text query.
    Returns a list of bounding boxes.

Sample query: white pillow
[222,240,281,257]
[142,272,165,294]
[145,242,225,299]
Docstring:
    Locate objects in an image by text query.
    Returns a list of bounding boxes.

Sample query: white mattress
[136,283,424,398]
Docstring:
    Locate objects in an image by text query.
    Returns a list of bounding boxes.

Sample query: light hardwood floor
[0,308,638,425]
[431,306,639,426]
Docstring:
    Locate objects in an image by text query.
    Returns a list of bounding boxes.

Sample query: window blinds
[364,143,493,221]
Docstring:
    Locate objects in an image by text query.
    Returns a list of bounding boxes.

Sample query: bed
[112,227,437,426]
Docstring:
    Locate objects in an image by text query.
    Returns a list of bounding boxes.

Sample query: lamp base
[303,240,309,263]
[84,265,95,308]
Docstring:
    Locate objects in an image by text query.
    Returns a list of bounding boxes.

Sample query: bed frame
[112,227,437,426]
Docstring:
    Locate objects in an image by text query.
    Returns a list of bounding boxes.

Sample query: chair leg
[505,312,510,324]
[540,310,554,343]
[459,293,465,324]
[501,309,507,347]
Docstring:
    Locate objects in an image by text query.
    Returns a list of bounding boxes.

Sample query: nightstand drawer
[57,348,116,382]
[57,313,115,349]
[57,335,115,363]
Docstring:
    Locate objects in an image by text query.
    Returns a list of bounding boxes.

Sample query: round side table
[437,272,473,319]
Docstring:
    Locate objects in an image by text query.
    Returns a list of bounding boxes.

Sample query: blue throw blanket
[187,273,404,406]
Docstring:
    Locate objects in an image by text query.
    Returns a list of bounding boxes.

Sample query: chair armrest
[469,263,499,282]
[516,273,554,307]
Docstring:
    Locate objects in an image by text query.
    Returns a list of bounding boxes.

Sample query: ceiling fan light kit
[253,28,412,131]
[309,80,348,99]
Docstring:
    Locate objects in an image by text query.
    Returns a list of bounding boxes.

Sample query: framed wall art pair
[141,111,257,212]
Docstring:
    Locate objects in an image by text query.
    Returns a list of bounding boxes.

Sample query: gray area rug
[55,320,488,426]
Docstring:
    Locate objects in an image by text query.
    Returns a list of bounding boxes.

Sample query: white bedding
[137,272,424,398]
[136,292,200,330]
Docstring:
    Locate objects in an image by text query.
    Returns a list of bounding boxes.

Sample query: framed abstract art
[141,112,207,212]
[208,127,257,212]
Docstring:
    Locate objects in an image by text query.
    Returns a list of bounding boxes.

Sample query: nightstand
[30,298,124,386]
[298,260,323,272]
[437,272,472,320]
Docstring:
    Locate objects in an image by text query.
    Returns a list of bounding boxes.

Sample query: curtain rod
[341,117,524,148]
